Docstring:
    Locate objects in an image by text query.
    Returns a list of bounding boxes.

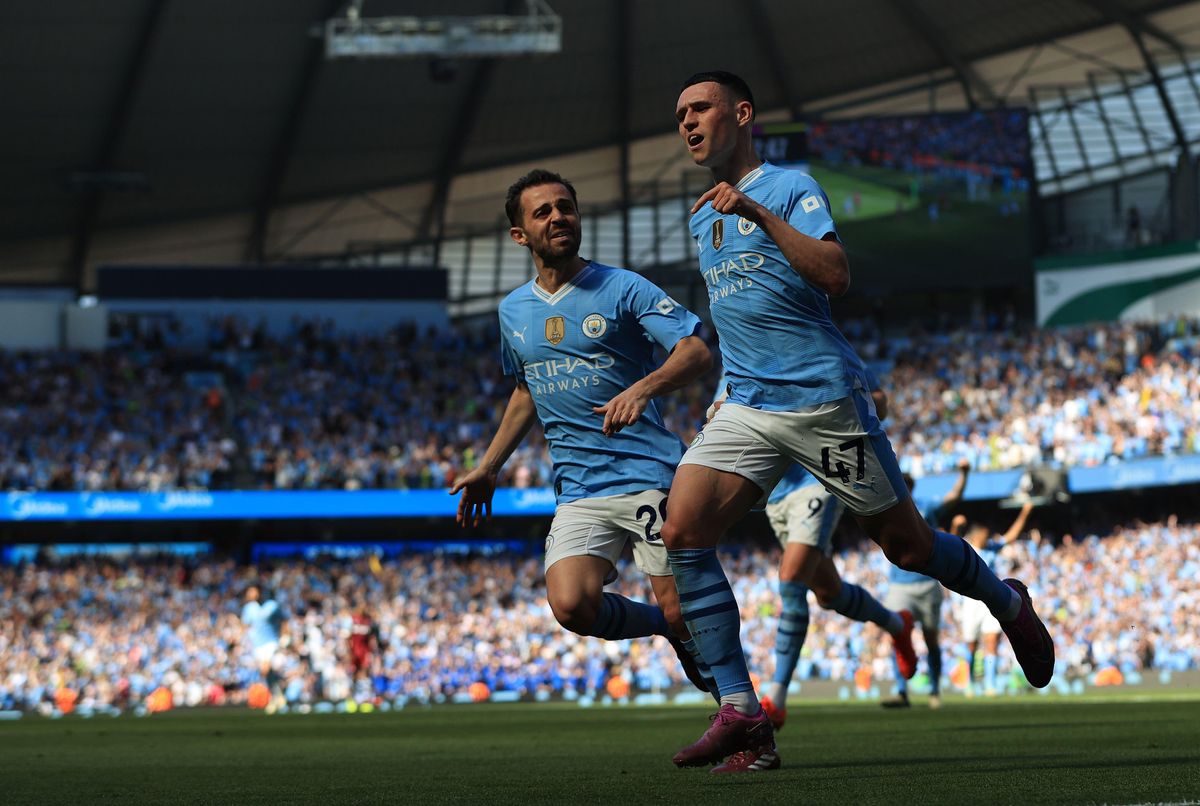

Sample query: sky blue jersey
[690,162,868,411]
[978,540,1006,571]
[241,600,283,648]
[498,262,702,504]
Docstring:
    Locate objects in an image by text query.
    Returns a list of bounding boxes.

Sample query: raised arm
[593,335,713,436]
[1000,500,1036,545]
[449,383,538,526]
[943,458,971,506]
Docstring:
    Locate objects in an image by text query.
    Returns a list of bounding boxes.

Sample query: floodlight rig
[324,0,562,59]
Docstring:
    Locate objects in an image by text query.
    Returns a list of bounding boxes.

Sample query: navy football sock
[922,531,1020,620]
[588,592,669,640]
[828,582,902,634]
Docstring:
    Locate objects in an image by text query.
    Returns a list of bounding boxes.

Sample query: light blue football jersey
[241,600,283,648]
[498,262,702,503]
[690,162,868,411]
[978,539,1005,572]
[766,463,818,505]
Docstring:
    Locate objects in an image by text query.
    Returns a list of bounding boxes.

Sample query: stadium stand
[2,516,1195,713]
[3,314,1198,492]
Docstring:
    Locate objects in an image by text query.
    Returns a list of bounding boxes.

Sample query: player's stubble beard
[533,224,582,268]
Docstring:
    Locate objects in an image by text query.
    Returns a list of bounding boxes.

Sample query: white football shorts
[959,596,1002,641]
[764,482,843,555]
[884,580,945,632]
[680,388,907,516]
[543,489,672,581]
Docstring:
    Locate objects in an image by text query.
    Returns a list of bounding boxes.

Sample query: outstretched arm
[1000,500,1036,545]
[943,458,971,506]
[449,383,538,526]
[593,335,712,436]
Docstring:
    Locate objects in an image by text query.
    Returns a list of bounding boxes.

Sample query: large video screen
[755,110,1032,293]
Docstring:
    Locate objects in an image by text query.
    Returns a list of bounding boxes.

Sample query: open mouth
[551,230,573,241]
[687,133,704,149]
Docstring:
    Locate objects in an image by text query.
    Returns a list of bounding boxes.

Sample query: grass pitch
[3,696,1199,805]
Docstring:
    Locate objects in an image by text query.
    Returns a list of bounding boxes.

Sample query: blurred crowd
[808,110,1030,174]
[2,314,1199,492]
[0,349,235,492]
[1,518,1196,713]
[877,316,1200,475]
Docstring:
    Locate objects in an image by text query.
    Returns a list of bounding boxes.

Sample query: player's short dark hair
[680,70,756,118]
[504,169,578,227]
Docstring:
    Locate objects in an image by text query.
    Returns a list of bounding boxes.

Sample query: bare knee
[857,500,936,571]
[548,589,598,635]
[660,519,707,551]
[812,581,841,609]
[885,545,930,573]
[807,553,841,606]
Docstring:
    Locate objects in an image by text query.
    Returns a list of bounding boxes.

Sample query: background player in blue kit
[450,169,715,699]
[881,460,971,710]
[959,501,1037,696]
[662,71,1056,771]
[241,585,285,708]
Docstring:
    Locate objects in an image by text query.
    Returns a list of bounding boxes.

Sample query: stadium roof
[2,0,1199,287]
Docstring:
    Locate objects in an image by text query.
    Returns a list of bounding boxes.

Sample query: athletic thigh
[662,462,765,549]
[677,402,792,508]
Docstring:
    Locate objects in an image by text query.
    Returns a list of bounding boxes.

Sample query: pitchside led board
[754,111,1033,294]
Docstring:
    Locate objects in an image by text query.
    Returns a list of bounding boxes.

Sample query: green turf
[808,166,917,223]
[3,697,1199,805]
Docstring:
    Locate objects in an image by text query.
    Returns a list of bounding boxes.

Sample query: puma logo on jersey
[512,327,527,343]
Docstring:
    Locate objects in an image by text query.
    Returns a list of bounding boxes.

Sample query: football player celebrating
[662,71,1055,771]
[452,169,715,705]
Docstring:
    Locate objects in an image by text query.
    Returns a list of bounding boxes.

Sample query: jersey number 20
[636,498,669,542]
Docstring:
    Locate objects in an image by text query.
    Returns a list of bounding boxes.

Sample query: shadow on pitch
[942,720,1159,732]
[807,753,1197,774]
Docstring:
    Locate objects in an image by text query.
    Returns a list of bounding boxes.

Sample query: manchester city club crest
[582,313,607,338]
[711,218,724,249]
[737,217,757,236]
[545,315,565,345]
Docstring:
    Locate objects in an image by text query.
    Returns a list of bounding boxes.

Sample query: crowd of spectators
[1,314,1199,491]
[879,315,1200,475]
[808,110,1030,175]
[2,517,1196,713]
[0,349,235,492]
